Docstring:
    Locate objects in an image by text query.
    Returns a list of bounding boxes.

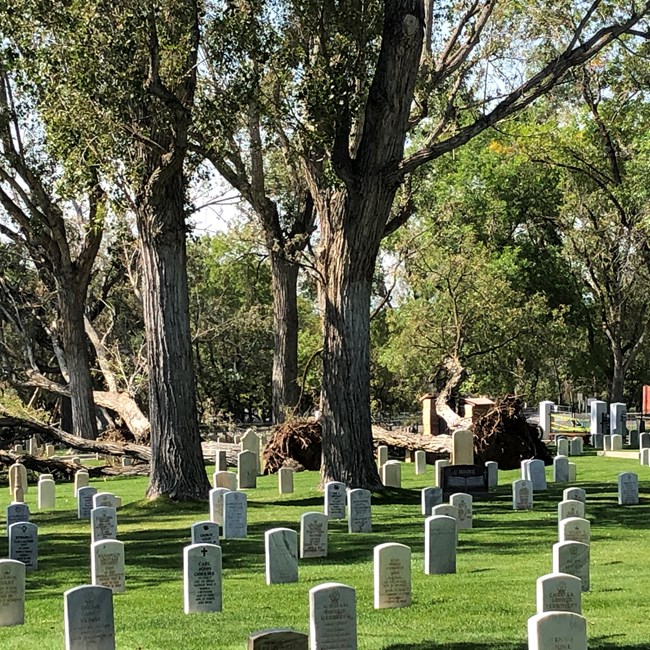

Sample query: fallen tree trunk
[20,371,151,443]
[372,426,452,457]
[0,450,149,479]
[435,357,472,432]
[0,410,151,462]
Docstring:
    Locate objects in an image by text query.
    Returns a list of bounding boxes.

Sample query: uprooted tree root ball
[262,419,323,474]
[473,396,553,469]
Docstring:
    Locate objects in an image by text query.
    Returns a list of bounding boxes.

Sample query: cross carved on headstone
[201,547,209,556]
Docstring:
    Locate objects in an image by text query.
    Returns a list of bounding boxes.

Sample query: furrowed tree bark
[270,251,300,423]
[317,1,425,488]
[58,281,98,440]
[138,168,210,500]
[320,185,399,489]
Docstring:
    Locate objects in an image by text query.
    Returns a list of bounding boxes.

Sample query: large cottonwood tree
[6,0,211,498]
[212,0,650,487]
[0,68,103,440]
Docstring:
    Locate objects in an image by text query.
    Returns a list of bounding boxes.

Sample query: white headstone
[591,432,603,449]
[553,541,589,592]
[559,517,590,545]
[214,471,237,491]
[0,559,25,626]
[640,432,650,450]
[309,582,357,650]
[611,434,623,451]
[568,462,577,482]
[381,460,401,488]
[449,493,472,530]
[414,451,426,475]
[74,470,89,497]
[300,512,328,559]
[558,500,585,522]
[238,450,258,489]
[435,459,450,488]
[421,487,443,515]
[539,401,554,440]
[222,491,247,539]
[240,429,261,474]
[183,543,222,613]
[431,504,458,520]
[557,438,569,457]
[324,481,346,519]
[8,522,37,571]
[512,479,533,511]
[377,446,388,469]
[278,467,294,495]
[527,611,587,650]
[528,460,547,490]
[536,572,582,614]
[640,448,650,466]
[191,521,220,546]
[6,503,29,529]
[248,629,308,649]
[610,402,626,435]
[590,399,607,435]
[603,435,613,451]
[618,472,639,505]
[347,489,371,533]
[486,461,498,489]
[424,515,456,575]
[265,528,298,585]
[553,456,569,482]
[521,459,532,482]
[93,493,117,510]
[64,585,115,650]
[209,487,230,527]
[570,438,583,456]
[8,463,27,495]
[452,430,473,465]
[91,507,118,544]
[563,487,586,504]
[78,487,98,520]
[91,540,125,593]
[373,543,411,609]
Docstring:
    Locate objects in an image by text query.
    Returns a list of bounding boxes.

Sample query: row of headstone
[603,435,624,451]
[556,437,584,457]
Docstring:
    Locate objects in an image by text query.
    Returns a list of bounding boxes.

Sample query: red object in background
[643,385,650,414]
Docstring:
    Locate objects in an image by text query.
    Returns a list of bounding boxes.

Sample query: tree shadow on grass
[384,642,525,650]
[383,637,641,650]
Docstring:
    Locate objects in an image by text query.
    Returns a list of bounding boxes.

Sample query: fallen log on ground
[372,426,452,457]
[0,450,150,480]
[0,410,151,462]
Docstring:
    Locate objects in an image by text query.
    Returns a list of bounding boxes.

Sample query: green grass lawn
[1,452,649,649]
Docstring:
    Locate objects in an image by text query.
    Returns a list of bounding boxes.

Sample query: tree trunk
[270,251,300,423]
[57,281,98,440]
[610,358,626,403]
[319,187,394,489]
[138,169,210,501]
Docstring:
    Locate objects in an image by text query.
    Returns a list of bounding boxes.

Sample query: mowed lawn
[1,453,649,649]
